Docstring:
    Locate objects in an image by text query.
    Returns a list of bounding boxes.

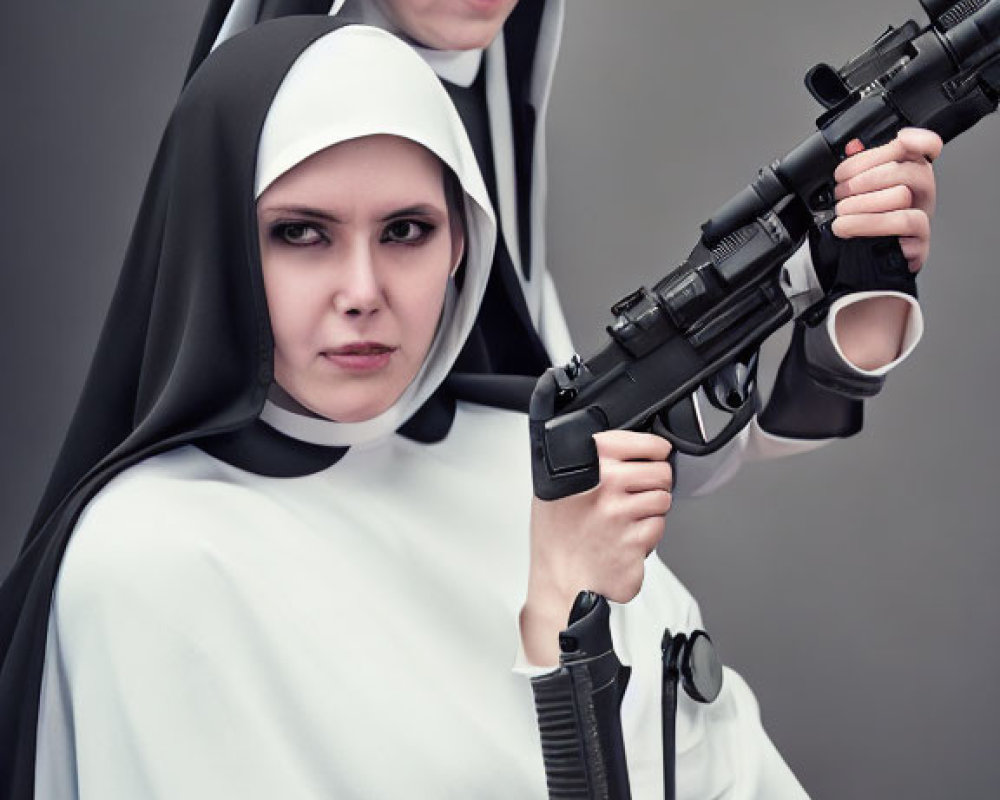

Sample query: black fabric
[184,0,339,83]
[443,73,551,376]
[198,375,536,477]
[258,0,335,23]
[758,322,864,439]
[198,385,459,475]
[806,224,918,332]
[505,0,545,273]
[396,387,458,443]
[198,420,349,476]
[184,0,238,82]
[0,18,354,799]
[446,372,536,413]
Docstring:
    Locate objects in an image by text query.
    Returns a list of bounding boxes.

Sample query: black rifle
[531,2,1000,799]
[531,0,1000,502]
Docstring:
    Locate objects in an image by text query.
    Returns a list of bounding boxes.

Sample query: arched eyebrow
[258,206,342,223]
[258,203,447,224]
[380,204,444,222]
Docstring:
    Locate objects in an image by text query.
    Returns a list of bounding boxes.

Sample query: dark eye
[382,219,434,245]
[271,222,325,246]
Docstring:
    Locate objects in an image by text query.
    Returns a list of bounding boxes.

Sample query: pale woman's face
[257,134,463,423]
[372,0,520,50]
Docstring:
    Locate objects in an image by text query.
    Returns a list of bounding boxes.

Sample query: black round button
[681,630,723,703]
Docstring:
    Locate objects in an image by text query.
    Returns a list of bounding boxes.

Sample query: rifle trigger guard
[650,393,757,457]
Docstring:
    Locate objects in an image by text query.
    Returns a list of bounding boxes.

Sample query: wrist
[520,580,577,667]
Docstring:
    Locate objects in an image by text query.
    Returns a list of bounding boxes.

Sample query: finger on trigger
[834,138,905,182]
[835,184,912,216]
[619,460,673,494]
[835,160,926,201]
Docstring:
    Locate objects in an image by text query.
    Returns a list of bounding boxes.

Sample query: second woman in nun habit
[0,18,812,800]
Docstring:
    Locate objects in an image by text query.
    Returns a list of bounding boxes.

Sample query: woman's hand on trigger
[520,430,673,666]
[832,127,942,272]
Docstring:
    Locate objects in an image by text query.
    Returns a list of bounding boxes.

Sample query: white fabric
[538,268,576,364]
[414,45,483,88]
[37,403,809,800]
[520,0,565,343]
[254,26,495,446]
[483,32,523,282]
[779,242,826,317]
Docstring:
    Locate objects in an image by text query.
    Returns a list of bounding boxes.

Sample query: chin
[322,383,406,422]
[451,28,501,49]
[419,20,506,50]
[317,399,393,424]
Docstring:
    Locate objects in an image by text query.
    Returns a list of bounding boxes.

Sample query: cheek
[262,261,320,362]
[393,252,454,350]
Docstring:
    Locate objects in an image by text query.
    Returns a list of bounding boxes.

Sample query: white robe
[36,402,809,799]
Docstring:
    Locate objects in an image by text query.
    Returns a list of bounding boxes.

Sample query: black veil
[0,17,358,796]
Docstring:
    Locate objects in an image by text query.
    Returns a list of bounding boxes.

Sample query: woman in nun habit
[0,17,816,800]
[188,0,940,500]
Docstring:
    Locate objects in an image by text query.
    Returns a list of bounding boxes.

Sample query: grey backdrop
[2,1,998,797]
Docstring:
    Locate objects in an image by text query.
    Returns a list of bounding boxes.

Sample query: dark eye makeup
[265,214,440,248]
[380,219,436,245]
[269,221,327,247]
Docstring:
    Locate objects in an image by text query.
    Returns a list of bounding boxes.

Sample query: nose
[333,239,382,317]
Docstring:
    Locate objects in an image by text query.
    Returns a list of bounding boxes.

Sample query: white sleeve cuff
[513,637,559,678]
[808,290,924,378]
[512,610,560,677]
[746,416,834,461]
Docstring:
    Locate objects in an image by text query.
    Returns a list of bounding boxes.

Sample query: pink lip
[321,342,397,372]
[465,0,509,10]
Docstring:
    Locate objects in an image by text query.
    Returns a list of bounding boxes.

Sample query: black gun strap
[661,671,678,800]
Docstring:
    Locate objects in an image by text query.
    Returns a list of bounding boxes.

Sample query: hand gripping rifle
[530,0,1000,503]
[530,2,1000,798]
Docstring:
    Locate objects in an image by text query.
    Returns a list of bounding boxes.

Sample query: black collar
[196,376,535,477]
[196,387,458,476]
